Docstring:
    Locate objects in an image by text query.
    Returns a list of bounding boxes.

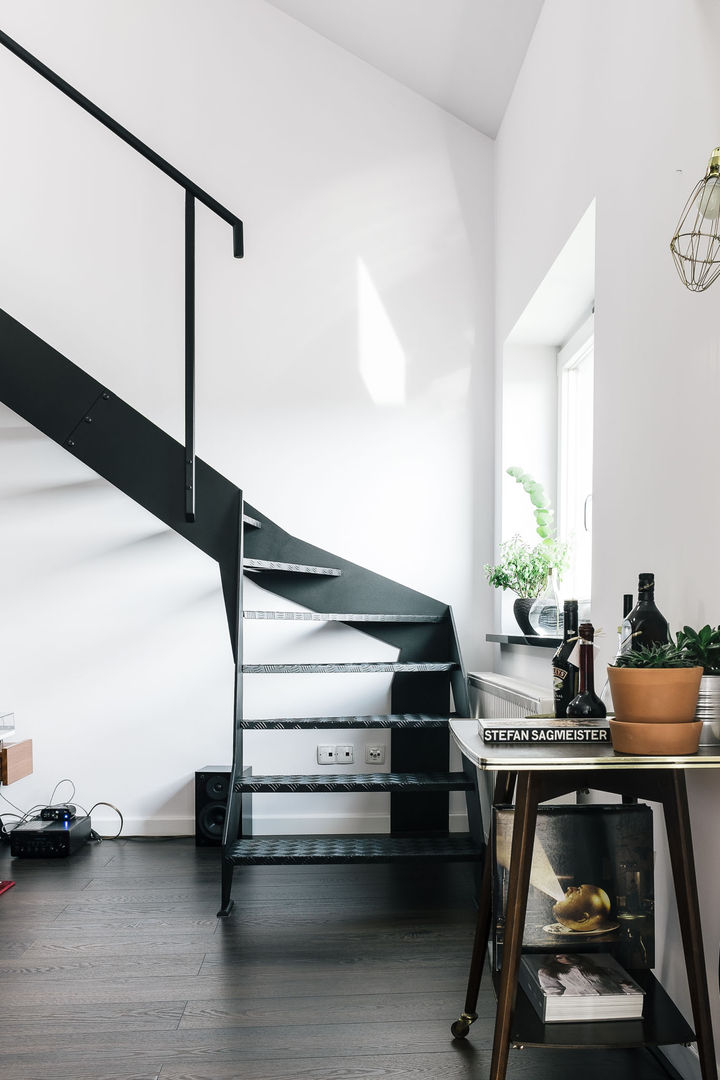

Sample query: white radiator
[468,671,553,719]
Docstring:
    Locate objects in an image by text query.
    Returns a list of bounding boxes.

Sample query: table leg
[451,770,516,1039]
[489,770,540,1080]
[661,771,717,1080]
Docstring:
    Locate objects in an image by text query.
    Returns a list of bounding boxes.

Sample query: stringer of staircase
[0,309,483,915]
[0,28,482,919]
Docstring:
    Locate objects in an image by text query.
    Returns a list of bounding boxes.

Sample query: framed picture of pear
[492,803,654,972]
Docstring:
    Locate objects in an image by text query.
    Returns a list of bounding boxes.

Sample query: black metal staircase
[0,29,483,918]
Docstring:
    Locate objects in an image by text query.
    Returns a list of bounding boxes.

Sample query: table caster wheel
[451,1011,476,1039]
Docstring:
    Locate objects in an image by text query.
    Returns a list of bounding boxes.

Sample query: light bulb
[699,177,720,220]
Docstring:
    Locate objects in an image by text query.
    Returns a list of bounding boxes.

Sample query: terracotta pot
[606,665,703,755]
[609,718,703,755]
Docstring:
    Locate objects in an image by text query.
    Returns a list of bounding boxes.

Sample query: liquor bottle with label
[566,621,607,718]
[552,599,579,718]
[620,573,669,653]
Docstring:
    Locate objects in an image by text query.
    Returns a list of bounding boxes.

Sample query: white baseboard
[96,810,471,837]
[92,816,192,837]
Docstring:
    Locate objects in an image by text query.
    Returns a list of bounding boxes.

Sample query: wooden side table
[449,720,719,1080]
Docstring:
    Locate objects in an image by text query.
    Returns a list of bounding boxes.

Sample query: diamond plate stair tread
[243,558,341,576]
[243,610,444,622]
[240,713,450,729]
[242,662,457,674]
[234,771,472,793]
[224,834,481,865]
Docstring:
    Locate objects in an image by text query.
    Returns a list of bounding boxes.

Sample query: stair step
[224,834,482,866]
[241,662,457,674]
[240,713,451,729]
[243,610,444,622]
[243,558,341,576]
[235,772,472,794]
[242,514,261,529]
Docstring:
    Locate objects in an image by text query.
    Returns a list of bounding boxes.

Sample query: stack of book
[518,952,645,1022]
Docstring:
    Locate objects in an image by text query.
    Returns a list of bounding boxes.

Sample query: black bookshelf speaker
[194,766,251,846]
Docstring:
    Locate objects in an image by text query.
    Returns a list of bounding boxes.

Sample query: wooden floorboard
[0,837,681,1080]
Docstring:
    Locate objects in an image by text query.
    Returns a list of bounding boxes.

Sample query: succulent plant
[612,642,696,669]
[675,624,720,675]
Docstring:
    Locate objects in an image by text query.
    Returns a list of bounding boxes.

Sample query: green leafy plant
[483,535,566,600]
[675,624,720,675]
[486,468,568,599]
[612,643,696,669]
[507,465,556,542]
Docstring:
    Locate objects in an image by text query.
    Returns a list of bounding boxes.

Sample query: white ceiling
[265,0,546,138]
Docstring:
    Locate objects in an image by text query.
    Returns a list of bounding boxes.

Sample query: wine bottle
[620,573,669,653]
[566,622,606,718]
[552,599,579,718]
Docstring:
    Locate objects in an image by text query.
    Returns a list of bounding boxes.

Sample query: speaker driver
[205,774,229,802]
[197,801,226,843]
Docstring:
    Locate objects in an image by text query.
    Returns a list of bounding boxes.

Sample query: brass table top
[450,718,720,771]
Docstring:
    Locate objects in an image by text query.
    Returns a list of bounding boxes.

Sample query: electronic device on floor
[10,815,91,858]
[39,803,76,822]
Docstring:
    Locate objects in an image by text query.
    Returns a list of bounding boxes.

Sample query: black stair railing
[0,28,244,522]
[0,31,480,916]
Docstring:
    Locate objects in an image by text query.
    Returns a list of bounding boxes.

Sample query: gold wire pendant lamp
[671,147,720,291]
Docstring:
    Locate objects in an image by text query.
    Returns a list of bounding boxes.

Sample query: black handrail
[0,27,244,521]
[0,30,243,255]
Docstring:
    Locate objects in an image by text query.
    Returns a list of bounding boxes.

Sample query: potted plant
[676,624,720,740]
[484,467,568,635]
[483,535,564,634]
[607,643,703,755]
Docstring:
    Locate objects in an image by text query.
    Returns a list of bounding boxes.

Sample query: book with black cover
[518,952,645,1022]
[478,717,610,744]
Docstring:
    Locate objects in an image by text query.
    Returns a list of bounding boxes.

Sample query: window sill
[486,632,561,650]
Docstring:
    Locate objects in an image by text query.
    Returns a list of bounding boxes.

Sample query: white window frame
[557,313,594,607]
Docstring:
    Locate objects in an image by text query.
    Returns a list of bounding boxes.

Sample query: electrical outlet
[317,745,336,765]
[365,744,386,765]
[335,744,354,763]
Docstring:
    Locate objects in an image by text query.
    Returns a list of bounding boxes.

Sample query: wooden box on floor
[0,739,33,784]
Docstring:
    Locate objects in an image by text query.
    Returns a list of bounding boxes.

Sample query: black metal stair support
[0,27,481,917]
[0,284,480,924]
[224,835,480,865]
[213,498,481,916]
[236,772,473,793]
[239,714,451,729]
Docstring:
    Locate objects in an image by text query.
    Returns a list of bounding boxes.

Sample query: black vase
[513,597,536,636]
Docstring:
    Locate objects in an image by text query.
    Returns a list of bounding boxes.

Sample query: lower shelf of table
[494,970,695,1050]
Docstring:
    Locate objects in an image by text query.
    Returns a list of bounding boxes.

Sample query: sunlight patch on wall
[357,258,406,405]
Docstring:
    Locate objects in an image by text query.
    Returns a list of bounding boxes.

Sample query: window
[557,316,594,608]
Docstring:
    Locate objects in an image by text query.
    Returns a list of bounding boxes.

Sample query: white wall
[494,0,720,1063]
[0,1,494,834]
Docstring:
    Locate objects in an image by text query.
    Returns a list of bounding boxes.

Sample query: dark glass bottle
[552,599,579,718]
[620,573,669,654]
[566,622,607,718]
[616,594,634,656]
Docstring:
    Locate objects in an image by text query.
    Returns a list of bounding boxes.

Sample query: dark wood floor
[0,837,682,1080]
